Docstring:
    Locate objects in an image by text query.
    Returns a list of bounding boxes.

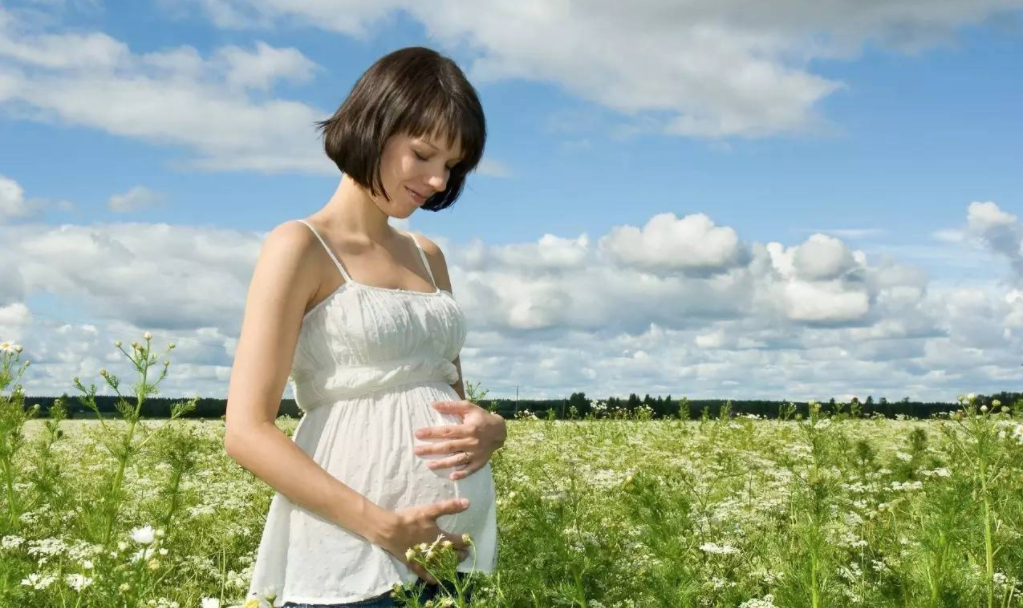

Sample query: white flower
[0,342,11,352]
[130,525,156,545]
[201,598,221,608]
[21,573,57,590]
[699,542,739,555]
[144,331,153,340]
[65,573,93,591]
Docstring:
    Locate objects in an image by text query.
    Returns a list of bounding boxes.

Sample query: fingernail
[414,430,425,438]
[460,498,469,507]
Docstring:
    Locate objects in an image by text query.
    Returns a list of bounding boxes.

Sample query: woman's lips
[405,186,427,203]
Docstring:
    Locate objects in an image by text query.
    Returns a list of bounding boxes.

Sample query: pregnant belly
[403,385,496,538]
[297,381,497,541]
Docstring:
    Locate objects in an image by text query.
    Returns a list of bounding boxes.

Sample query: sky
[1,0,1022,403]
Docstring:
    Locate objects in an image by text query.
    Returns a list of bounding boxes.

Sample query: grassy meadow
[2,339,1022,608]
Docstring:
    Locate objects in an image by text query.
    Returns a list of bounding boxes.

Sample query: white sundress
[246,219,498,606]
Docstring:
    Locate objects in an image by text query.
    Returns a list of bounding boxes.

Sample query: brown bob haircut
[316,47,486,212]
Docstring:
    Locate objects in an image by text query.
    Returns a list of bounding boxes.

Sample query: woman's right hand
[378,498,472,584]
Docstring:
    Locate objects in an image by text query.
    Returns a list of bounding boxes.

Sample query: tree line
[22,390,1022,420]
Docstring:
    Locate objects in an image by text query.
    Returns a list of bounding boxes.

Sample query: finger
[425,452,474,471]
[410,562,437,585]
[431,400,475,414]
[414,424,469,440]
[449,460,484,481]
[413,438,474,457]
[425,497,470,519]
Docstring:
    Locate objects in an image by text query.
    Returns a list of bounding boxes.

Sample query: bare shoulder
[253,220,322,298]
[410,231,453,293]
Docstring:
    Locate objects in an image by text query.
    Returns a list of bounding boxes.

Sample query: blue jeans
[282,574,475,607]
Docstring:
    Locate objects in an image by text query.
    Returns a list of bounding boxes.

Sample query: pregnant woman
[224,47,505,607]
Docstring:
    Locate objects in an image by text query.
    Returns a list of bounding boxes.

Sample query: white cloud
[107,186,163,213]
[600,212,748,275]
[791,233,857,281]
[476,158,511,178]
[4,196,1021,401]
[0,23,332,173]
[169,0,1023,138]
[966,201,1023,282]
[0,174,30,219]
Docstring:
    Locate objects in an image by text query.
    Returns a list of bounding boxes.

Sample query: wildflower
[981,405,989,413]
[0,342,11,352]
[144,331,152,340]
[115,340,122,347]
[82,560,93,569]
[14,344,22,353]
[130,525,156,545]
[65,574,93,591]
[699,542,739,555]
[201,599,220,608]
[21,573,57,590]
[993,399,1002,407]
[405,547,415,561]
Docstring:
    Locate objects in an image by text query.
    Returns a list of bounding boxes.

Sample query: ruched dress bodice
[246,220,498,607]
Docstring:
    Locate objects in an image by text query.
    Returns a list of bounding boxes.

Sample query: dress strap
[294,220,354,284]
[406,232,437,287]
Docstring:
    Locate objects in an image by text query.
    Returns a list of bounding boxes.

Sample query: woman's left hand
[413,401,507,480]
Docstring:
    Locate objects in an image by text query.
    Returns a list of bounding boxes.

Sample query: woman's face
[373,130,464,219]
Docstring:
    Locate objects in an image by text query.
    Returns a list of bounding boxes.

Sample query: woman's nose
[427,169,448,192]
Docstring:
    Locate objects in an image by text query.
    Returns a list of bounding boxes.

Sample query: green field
[2,406,1022,608]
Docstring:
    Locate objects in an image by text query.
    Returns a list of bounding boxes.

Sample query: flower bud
[981,405,989,413]
[993,399,1002,407]
[144,331,152,340]
[13,344,22,353]
[405,547,415,561]
[115,340,122,348]
[100,369,108,377]
[168,342,176,350]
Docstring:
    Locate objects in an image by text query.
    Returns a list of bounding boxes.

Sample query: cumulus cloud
[168,0,1022,138]
[0,174,30,219]
[600,212,749,276]
[791,234,858,281]
[966,201,1023,282]
[0,20,332,173]
[3,197,1020,401]
[107,186,164,213]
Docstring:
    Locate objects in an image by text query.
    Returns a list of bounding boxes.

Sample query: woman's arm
[413,233,508,480]
[224,222,469,582]
[224,222,395,543]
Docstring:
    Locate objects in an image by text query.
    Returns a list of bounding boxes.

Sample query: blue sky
[2,0,1022,401]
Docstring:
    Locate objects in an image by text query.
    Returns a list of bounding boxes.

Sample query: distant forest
[21,391,1023,420]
